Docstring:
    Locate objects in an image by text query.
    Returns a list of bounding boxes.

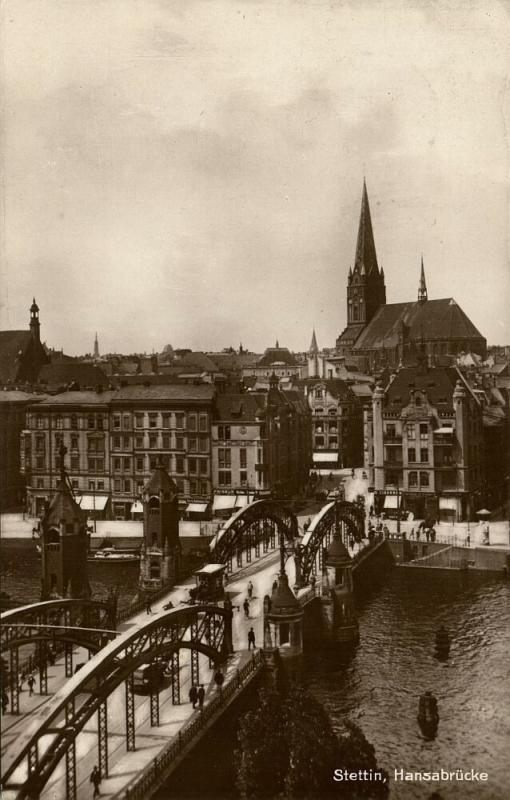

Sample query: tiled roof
[112,384,215,403]
[214,393,266,421]
[38,362,108,388]
[0,390,45,404]
[0,331,32,383]
[354,298,485,351]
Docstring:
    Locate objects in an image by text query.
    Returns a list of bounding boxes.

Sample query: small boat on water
[435,625,451,660]
[418,691,439,739]
[89,547,140,563]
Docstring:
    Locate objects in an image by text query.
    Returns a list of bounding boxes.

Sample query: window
[149,435,157,449]
[124,479,131,492]
[97,416,104,431]
[175,413,185,429]
[408,448,416,463]
[71,435,79,450]
[135,414,143,428]
[199,414,208,432]
[199,460,207,475]
[240,448,247,469]
[218,448,231,468]
[218,425,231,441]
[315,389,323,399]
[176,479,185,494]
[137,481,144,494]
[149,456,157,470]
[315,436,324,447]
[71,456,79,471]
[199,437,208,453]
[70,415,78,430]
[114,457,121,471]
[218,470,231,486]
[69,479,77,490]
[240,470,248,486]
[89,480,95,491]
[123,457,131,471]
[188,458,197,474]
[122,414,131,430]
[175,436,184,450]
[149,413,157,429]
[88,458,104,472]
[420,423,428,439]
[189,438,197,452]
[97,481,104,491]
[176,456,184,474]
[189,478,198,495]
[328,408,336,416]
[113,436,121,450]
[35,435,45,453]
[420,448,428,463]
[188,414,197,432]
[36,415,44,429]
[136,457,144,471]
[123,435,130,449]
[114,479,121,492]
[135,435,144,448]
[162,435,170,449]
[406,424,415,440]
[113,415,120,429]
[36,456,45,469]
[162,414,170,429]
[420,472,429,487]
[200,481,208,495]
[415,394,422,407]
[88,437,104,453]
[386,423,396,438]
[409,471,418,487]
[55,415,63,429]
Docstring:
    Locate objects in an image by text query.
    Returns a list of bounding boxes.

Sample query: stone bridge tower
[139,461,180,594]
[320,533,359,645]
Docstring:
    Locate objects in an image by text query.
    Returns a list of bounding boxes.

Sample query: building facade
[300,379,363,471]
[365,363,485,521]
[0,299,49,386]
[0,391,44,511]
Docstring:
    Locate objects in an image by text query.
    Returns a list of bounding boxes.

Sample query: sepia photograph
[1,1,509,799]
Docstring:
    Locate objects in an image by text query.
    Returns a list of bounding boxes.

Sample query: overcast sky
[1,0,509,355]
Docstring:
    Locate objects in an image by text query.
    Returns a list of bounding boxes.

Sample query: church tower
[29,298,41,343]
[307,328,320,378]
[139,461,181,593]
[40,444,90,600]
[418,257,428,303]
[346,180,386,327]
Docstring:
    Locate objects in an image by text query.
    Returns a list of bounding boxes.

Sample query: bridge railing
[120,651,264,800]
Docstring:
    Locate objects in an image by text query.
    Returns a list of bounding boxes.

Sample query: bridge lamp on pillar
[321,531,359,645]
[263,534,304,680]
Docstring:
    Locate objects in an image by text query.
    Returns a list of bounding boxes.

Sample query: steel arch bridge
[0,599,118,713]
[209,499,298,568]
[295,500,366,587]
[1,603,233,800]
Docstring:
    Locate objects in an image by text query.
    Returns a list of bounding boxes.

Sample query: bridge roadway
[1,546,302,800]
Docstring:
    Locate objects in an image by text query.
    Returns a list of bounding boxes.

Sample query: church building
[335,182,486,373]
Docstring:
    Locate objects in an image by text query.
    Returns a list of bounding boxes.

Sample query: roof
[178,352,222,373]
[309,329,319,353]
[38,362,108,389]
[112,384,215,403]
[336,324,365,345]
[43,479,84,528]
[269,572,301,616]
[257,347,298,367]
[34,390,114,407]
[144,465,178,498]
[384,365,475,411]
[0,390,45,404]
[0,331,32,383]
[214,393,266,422]
[303,378,357,402]
[325,536,352,566]
[354,180,379,276]
[354,298,485,352]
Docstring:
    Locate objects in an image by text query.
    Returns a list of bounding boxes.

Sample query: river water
[2,542,509,799]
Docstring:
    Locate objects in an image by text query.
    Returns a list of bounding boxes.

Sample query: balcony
[384,434,402,443]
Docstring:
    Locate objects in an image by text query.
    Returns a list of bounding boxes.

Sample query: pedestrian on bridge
[247,580,254,599]
[189,684,198,708]
[198,684,205,711]
[146,597,152,614]
[90,766,101,798]
[248,627,256,650]
[243,598,250,618]
[27,675,35,696]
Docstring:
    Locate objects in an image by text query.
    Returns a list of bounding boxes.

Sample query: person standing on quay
[243,598,250,618]
[197,684,205,711]
[90,766,101,798]
[248,627,256,650]
[247,580,254,599]
[27,675,35,696]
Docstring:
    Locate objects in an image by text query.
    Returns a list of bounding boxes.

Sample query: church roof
[0,331,32,383]
[354,180,379,277]
[353,298,485,352]
[309,329,319,353]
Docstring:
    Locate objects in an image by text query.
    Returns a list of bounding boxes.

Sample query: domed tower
[321,531,359,645]
[40,444,90,600]
[139,461,180,592]
[29,297,41,343]
[263,535,303,679]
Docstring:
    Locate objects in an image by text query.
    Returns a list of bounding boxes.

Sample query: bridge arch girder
[296,500,365,587]
[1,604,232,800]
[210,499,298,564]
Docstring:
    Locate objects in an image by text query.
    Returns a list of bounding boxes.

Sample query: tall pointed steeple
[309,328,318,354]
[93,332,100,358]
[418,256,428,303]
[354,179,379,276]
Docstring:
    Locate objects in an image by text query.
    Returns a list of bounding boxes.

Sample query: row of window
[32,476,210,497]
[217,448,247,468]
[218,470,249,487]
[385,423,430,440]
[31,412,210,432]
[32,454,209,475]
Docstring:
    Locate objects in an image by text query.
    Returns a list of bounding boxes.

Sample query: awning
[212,494,237,512]
[77,495,108,512]
[312,452,338,463]
[439,497,458,510]
[186,502,209,514]
[434,427,453,434]
[130,501,143,514]
[384,495,401,509]
[234,495,251,508]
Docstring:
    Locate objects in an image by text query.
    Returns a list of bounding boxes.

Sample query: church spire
[354,179,379,276]
[418,256,428,303]
[93,332,100,358]
[309,328,318,354]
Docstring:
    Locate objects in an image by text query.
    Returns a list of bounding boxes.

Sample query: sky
[1,0,509,355]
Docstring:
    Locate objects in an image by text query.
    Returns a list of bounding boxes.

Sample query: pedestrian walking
[243,598,250,618]
[272,579,278,593]
[1,690,9,714]
[466,533,471,548]
[247,580,254,599]
[248,627,256,650]
[90,765,101,798]
[425,528,430,542]
[189,684,198,708]
[214,669,224,696]
[28,675,35,696]
[146,597,152,614]
[197,684,205,711]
